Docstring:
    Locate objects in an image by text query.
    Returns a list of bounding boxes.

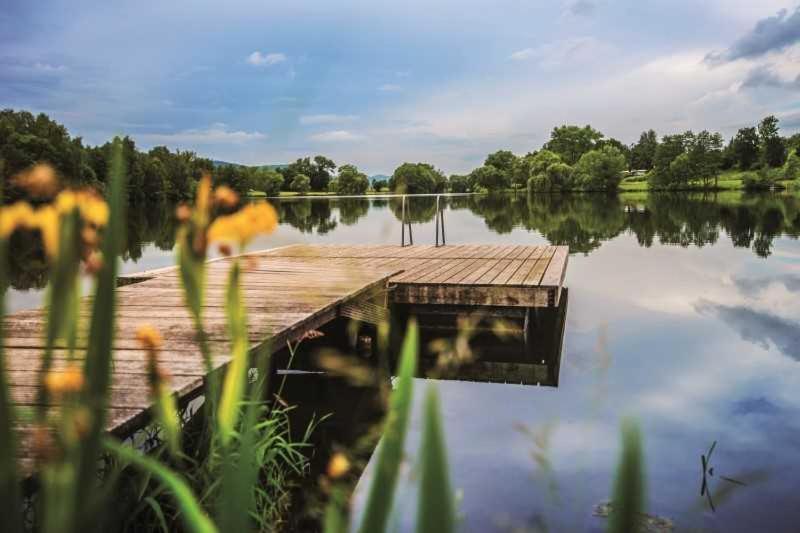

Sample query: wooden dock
[5,243,568,474]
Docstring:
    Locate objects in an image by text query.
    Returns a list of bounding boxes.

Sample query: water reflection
[6,192,799,294]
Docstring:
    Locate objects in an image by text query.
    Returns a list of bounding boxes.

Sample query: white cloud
[139,123,267,146]
[246,51,287,67]
[509,37,613,67]
[299,114,359,125]
[378,84,403,92]
[309,130,363,142]
[32,62,67,73]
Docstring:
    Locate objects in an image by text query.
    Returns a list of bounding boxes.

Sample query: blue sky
[2,0,800,174]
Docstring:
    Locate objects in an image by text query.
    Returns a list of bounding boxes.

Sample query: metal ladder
[400,194,446,247]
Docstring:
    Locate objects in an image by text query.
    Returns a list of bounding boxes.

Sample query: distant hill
[212,160,288,171]
[369,174,390,183]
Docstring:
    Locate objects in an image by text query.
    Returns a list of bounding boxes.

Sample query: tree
[335,164,369,195]
[528,161,574,192]
[310,155,336,191]
[630,130,658,170]
[390,162,446,194]
[650,133,688,188]
[731,127,760,170]
[598,138,631,170]
[484,150,517,186]
[758,115,787,168]
[290,173,311,194]
[686,130,724,188]
[371,179,388,191]
[529,150,563,176]
[249,168,283,197]
[510,153,536,189]
[470,165,508,191]
[544,124,604,165]
[572,145,626,190]
[448,174,470,193]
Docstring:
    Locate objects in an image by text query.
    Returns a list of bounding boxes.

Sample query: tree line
[3,108,799,202]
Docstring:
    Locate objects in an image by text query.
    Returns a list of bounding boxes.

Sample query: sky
[2,0,800,175]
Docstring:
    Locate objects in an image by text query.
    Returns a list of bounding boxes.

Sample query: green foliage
[416,386,455,533]
[470,164,508,191]
[731,127,760,170]
[104,438,218,533]
[630,130,658,170]
[572,145,626,191]
[447,174,470,193]
[527,161,574,192]
[283,156,337,192]
[335,164,370,195]
[290,173,312,194]
[357,320,418,533]
[371,178,388,191]
[249,168,284,197]
[390,163,446,194]
[608,419,645,533]
[784,151,800,181]
[484,150,517,188]
[759,115,787,168]
[544,124,604,165]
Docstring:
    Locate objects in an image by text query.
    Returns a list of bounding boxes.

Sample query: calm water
[8,192,800,531]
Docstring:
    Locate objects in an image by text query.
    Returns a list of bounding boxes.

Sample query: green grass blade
[0,238,23,533]
[215,353,269,531]
[323,488,348,533]
[416,385,455,533]
[608,418,646,533]
[216,260,249,445]
[104,438,217,533]
[76,139,127,509]
[357,319,418,533]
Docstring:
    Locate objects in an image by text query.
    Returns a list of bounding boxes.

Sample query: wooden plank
[540,246,569,287]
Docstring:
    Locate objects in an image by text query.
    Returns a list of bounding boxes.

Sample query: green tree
[484,150,517,186]
[572,145,626,190]
[528,161,574,192]
[758,115,787,168]
[529,150,563,176]
[336,164,370,195]
[686,130,724,188]
[598,138,631,170]
[544,124,604,165]
[731,127,760,170]
[371,178,388,191]
[390,163,446,194]
[470,165,508,191]
[630,130,658,170]
[650,133,688,188]
[310,155,336,191]
[448,174,470,193]
[290,173,311,194]
[249,168,283,197]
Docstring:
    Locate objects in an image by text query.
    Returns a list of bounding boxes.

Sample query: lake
[7,191,800,531]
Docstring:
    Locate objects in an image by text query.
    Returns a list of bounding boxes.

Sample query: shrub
[784,151,800,181]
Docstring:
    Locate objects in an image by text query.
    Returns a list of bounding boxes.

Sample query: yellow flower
[44,365,85,396]
[0,201,35,238]
[13,163,60,197]
[54,189,108,227]
[207,202,278,246]
[136,324,163,354]
[76,190,109,227]
[213,185,240,209]
[32,206,59,259]
[326,453,351,479]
